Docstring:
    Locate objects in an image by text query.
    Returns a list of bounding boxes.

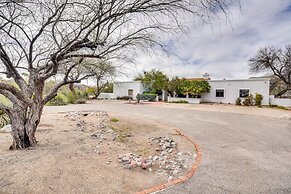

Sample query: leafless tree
[249,45,291,97]
[0,0,235,149]
[83,61,117,98]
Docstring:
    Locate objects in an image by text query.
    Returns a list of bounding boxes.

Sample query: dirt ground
[0,111,195,194]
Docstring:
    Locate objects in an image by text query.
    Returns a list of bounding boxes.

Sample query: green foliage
[75,99,87,104]
[168,77,185,97]
[110,118,119,122]
[46,94,68,106]
[0,109,10,128]
[168,100,188,104]
[235,97,241,105]
[277,106,287,110]
[117,96,131,100]
[139,93,157,102]
[86,87,96,96]
[135,69,169,94]
[181,80,211,98]
[66,92,77,104]
[255,93,263,106]
[242,94,254,106]
[103,83,114,93]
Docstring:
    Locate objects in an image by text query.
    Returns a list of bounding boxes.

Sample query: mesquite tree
[249,45,291,97]
[0,0,234,149]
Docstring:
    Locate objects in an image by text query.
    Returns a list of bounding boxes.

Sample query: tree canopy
[135,69,169,94]
[249,45,291,97]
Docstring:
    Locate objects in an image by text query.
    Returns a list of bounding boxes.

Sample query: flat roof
[114,81,142,84]
[209,78,270,82]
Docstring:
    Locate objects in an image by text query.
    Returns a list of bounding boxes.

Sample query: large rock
[0,125,12,133]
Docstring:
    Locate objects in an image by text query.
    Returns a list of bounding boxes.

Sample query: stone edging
[135,129,202,194]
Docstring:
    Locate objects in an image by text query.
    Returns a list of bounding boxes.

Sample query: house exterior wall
[202,79,270,105]
[113,81,144,99]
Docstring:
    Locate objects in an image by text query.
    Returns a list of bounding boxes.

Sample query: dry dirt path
[44,100,291,194]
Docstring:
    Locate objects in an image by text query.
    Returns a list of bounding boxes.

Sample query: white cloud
[119,0,291,81]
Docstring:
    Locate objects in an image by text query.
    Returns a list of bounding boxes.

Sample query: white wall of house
[202,78,270,105]
[113,81,144,99]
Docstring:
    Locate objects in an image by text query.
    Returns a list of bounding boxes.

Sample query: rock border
[135,129,202,194]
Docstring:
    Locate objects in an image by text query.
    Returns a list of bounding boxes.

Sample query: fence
[97,93,116,100]
[269,96,291,107]
[168,97,201,104]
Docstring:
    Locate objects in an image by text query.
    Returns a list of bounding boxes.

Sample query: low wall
[97,93,116,100]
[168,97,201,104]
[270,96,291,107]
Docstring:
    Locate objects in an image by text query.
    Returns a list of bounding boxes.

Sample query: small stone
[130,161,137,168]
[153,156,159,161]
[141,162,147,169]
[122,156,130,163]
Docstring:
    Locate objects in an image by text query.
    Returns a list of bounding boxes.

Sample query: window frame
[128,89,133,96]
[238,88,250,98]
[215,88,225,98]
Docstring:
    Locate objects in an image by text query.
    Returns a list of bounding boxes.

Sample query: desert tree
[134,69,169,94]
[0,0,236,149]
[84,61,118,98]
[249,45,291,97]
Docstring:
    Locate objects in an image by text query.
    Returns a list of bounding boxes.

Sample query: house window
[239,89,250,98]
[128,89,133,96]
[215,89,225,98]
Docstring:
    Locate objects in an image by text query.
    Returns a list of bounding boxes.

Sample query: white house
[112,78,271,105]
[113,81,144,100]
[202,78,270,105]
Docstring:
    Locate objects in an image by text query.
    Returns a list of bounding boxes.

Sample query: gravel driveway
[44,101,291,194]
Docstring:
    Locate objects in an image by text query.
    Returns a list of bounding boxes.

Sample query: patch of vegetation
[75,99,87,104]
[110,118,119,122]
[136,93,157,102]
[168,100,189,104]
[46,95,68,106]
[0,109,10,128]
[138,147,150,156]
[242,94,254,106]
[277,106,287,110]
[255,93,263,106]
[235,97,241,106]
[117,96,131,100]
[110,125,131,143]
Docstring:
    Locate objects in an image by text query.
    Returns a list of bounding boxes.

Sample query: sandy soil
[0,111,195,194]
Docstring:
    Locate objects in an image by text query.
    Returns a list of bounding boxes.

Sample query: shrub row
[236,93,263,106]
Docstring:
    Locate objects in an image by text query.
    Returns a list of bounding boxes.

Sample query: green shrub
[0,109,10,128]
[235,98,241,105]
[242,94,254,106]
[75,99,87,104]
[277,106,287,110]
[117,96,131,100]
[47,95,68,106]
[169,100,188,104]
[66,92,77,104]
[139,93,157,102]
[110,118,119,122]
[255,93,263,106]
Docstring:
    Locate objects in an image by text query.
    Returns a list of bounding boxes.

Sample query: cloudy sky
[121,0,291,81]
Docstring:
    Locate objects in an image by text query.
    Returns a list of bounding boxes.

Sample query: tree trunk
[69,83,75,94]
[9,104,43,149]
